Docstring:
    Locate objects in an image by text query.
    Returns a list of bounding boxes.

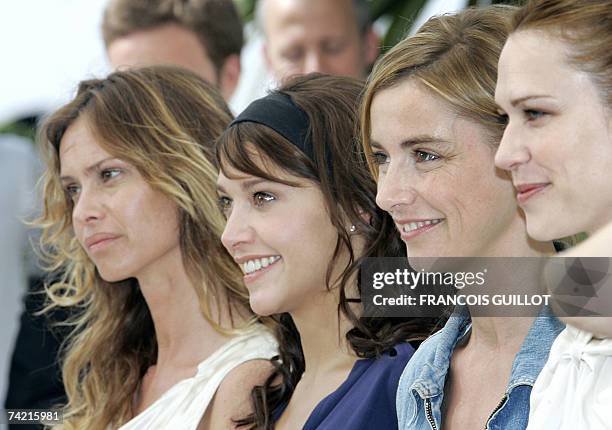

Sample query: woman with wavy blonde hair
[37,65,276,430]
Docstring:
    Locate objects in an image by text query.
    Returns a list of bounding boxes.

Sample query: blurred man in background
[258,0,379,82]
[102,0,243,100]
[0,134,38,401]
[0,132,59,430]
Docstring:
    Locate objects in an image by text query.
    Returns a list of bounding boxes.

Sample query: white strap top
[117,325,278,430]
[527,325,612,430]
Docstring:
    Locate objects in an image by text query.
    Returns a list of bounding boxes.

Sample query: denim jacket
[396,306,564,430]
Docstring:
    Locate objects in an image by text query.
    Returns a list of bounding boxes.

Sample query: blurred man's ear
[364,27,380,68]
[219,54,241,100]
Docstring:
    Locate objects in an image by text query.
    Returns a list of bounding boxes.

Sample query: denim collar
[507,305,564,388]
[411,306,564,399]
[411,306,471,398]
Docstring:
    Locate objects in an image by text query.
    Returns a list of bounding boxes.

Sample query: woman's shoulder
[397,317,468,397]
[301,343,417,429]
[164,325,278,430]
[344,341,417,400]
[199,359,275,430]
[199,323,278,370]
[367,342,416,376]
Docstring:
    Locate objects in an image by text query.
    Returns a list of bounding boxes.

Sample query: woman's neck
[467,316,534,352]
[136,250,238,370]
[290,287,357,377]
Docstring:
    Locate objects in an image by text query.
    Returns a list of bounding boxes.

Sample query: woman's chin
[97,266,131,284]
[526,218,571,243]
[249,295,282,317]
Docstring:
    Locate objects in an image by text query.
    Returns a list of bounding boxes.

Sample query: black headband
[230,92,333,178]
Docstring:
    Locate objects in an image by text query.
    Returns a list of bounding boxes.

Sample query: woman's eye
[371,152,389,166]
[218,196,232,213]
[253,191,276,207]
[525,109,546,121]
[65,184,80,200]
[414,150,439,163]
[100,168,121,181]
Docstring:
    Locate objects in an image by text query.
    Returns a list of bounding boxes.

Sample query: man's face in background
[106,23,240,100]
[262,0,379,81]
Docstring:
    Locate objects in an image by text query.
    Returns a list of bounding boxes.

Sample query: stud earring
[349,225,357,233]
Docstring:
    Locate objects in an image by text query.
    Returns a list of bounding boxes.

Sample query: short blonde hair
[360,5,515,176]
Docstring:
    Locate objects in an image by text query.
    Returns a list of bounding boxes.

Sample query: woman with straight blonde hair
[360,6,563,430]
[37,66,276,430]
[495,0,612,427]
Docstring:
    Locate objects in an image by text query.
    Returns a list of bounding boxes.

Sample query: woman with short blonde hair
[361,6,562,429]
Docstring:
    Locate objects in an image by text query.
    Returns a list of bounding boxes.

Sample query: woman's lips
[515,183,550,204]
[85,233,121,252]
[243,257,282,285]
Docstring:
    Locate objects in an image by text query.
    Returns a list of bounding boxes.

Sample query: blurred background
[0,0,516,422]
[0,0,517,135]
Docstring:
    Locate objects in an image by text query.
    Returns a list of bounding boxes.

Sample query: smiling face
[216,152,340,316]
[59,115,181,283]
[494,29,612,239]
[369,79,525,258]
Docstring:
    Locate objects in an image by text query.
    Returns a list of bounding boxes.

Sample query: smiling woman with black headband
[216,73,437,429]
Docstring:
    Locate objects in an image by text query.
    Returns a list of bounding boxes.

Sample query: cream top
[117,325,277,430]
[527,325,612,430]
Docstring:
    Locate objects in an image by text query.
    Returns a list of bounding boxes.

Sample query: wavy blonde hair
[37,66,256,429]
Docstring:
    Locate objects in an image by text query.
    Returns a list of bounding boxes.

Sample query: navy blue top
[276,342,415,429]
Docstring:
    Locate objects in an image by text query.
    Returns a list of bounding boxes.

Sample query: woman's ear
[347,208,372,235]
[358,207,372,226]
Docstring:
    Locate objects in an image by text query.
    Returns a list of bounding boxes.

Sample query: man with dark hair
[102,0,243,100]
[258,0,379,82]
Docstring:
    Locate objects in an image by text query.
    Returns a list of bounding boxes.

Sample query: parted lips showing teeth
[242,256,281,274]
[400,219,443,233]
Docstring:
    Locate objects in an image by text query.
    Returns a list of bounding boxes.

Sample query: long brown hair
[216,73,437,429]
[38,66,256,429]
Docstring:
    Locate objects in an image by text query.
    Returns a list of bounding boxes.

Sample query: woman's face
[59,116,181,283]
[216,150,340,316]
[369,79,523,258]
[495,30,612,239]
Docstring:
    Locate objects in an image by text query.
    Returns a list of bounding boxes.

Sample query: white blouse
[527,325,612,430]
[117,325,278,430]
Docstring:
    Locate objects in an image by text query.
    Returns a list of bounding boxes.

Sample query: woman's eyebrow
[60,157,116,183]
[240,178,272,191]
[509,94,555,107]
[397,135,452,148]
